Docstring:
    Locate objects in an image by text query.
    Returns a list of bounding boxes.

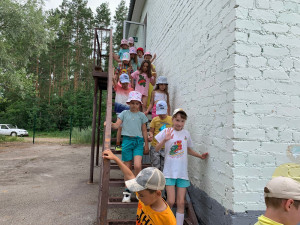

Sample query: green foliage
[0,135,24,143]
[95,2,111,28]
[0,0,126,134]
[113,0,128,51]
[72,127,92,144]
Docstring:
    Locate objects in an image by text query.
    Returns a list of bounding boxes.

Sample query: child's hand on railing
[102,149,117,161]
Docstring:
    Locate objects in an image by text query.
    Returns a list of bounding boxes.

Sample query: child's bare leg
[133,155,142,176]
[142,95,147,112]
[124,161,132,170]
[166,185,176,209]
[116,127,122,146]
[176,187,186,225]
[176,187,186,213]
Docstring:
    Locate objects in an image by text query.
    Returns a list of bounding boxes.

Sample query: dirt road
[0,141,100,225]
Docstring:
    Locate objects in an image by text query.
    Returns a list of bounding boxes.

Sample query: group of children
[107,37,208,225]
[104,38,300,225]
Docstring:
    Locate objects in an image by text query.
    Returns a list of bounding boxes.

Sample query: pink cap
[129,47,137,54]
[120,39,129,47]
[128,37,134,44]
[144,52,152,56]
[126,91,143,104]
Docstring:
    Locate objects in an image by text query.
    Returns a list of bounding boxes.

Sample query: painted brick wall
[130,0,300,223]
[136,0,237,212]
[232,0,300,213]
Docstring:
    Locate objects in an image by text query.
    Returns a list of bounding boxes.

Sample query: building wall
[130,0,300,224]
[232,0,300,213]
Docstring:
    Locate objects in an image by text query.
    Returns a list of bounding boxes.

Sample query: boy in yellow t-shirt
[148,100,172,171]
[102,149,176,225]
[255,176,300,225]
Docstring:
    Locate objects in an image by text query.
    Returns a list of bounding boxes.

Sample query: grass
[27,130,70,138]
[0,135,24,143]
[71,127,92,144]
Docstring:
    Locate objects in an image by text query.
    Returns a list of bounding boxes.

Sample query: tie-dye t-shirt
[114,85,134,114]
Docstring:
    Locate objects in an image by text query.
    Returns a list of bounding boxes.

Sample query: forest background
[0,0,128,135]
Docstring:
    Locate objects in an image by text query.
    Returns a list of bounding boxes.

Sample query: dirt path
[0,141,100,225]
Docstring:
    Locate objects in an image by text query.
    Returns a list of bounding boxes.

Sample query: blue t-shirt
[118,49,130,60]
[118,110,148,138]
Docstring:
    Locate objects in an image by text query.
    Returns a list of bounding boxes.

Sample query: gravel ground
[0,141,101,225]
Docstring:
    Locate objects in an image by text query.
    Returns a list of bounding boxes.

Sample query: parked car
[0,124,29,137]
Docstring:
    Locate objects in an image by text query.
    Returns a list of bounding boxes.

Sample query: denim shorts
[165,178,190,188]
[122,136,144,162]
[114,102,130,114]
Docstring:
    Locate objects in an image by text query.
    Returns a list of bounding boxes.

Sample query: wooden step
[107,220,135,225]
[109,178,124,187]
[108,197,138,208]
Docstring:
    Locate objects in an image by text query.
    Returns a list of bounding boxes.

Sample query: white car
[0,124,29,137]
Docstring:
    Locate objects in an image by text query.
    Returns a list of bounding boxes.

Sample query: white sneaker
[122,191,131,203]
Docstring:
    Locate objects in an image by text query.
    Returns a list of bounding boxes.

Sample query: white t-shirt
[155,128,193,180]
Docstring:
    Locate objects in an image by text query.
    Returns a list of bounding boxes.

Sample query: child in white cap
[113,73,134,151]
[110,91,149,202]
[148,100,173,171]
[255,176,300,225]
[145,76,170,118]
[155,108,209,225]
[102,149,176,224]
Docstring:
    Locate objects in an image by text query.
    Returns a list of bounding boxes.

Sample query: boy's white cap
[119,73,130,84]
[156,100,168,115]
[264,176,300,200]
[126,91,143,104]
[156,76,168,85]
[172,108,187,117]
[125,167,166,192]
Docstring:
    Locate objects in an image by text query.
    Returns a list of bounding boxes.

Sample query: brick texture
[130,0,300,222]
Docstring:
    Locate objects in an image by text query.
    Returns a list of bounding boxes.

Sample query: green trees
[0,0,124,132]
[113,0,128,51]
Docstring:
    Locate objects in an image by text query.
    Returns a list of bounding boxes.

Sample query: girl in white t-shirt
[155,108,208,225]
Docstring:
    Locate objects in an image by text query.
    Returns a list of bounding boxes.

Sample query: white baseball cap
[125,167,166,192]
[119,73,130,84]
[156,101,168,115]
[172,108,187,117]
[264,176,300,200]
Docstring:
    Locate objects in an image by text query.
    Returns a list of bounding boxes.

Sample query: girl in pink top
[131,60,156,111]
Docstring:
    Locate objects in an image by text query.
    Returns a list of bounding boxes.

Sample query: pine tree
[113,0,128,52]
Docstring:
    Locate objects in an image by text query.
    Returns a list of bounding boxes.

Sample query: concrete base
[188,185,262,225]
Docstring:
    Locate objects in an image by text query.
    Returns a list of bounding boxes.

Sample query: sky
[43,0,130,16]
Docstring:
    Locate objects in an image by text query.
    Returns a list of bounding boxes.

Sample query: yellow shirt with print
[150,116,173,147]
[254,215,283,225]
[136,198,176,225]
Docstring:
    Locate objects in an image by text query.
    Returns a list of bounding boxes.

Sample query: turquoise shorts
[122,136,144,162]
[165,178,190,188]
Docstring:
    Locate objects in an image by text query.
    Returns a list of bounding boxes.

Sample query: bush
[0,135,24,143]
[72,127,93,144]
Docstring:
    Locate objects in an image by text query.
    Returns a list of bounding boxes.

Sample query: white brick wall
[131,0,300,213]
[233,0,300,212]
